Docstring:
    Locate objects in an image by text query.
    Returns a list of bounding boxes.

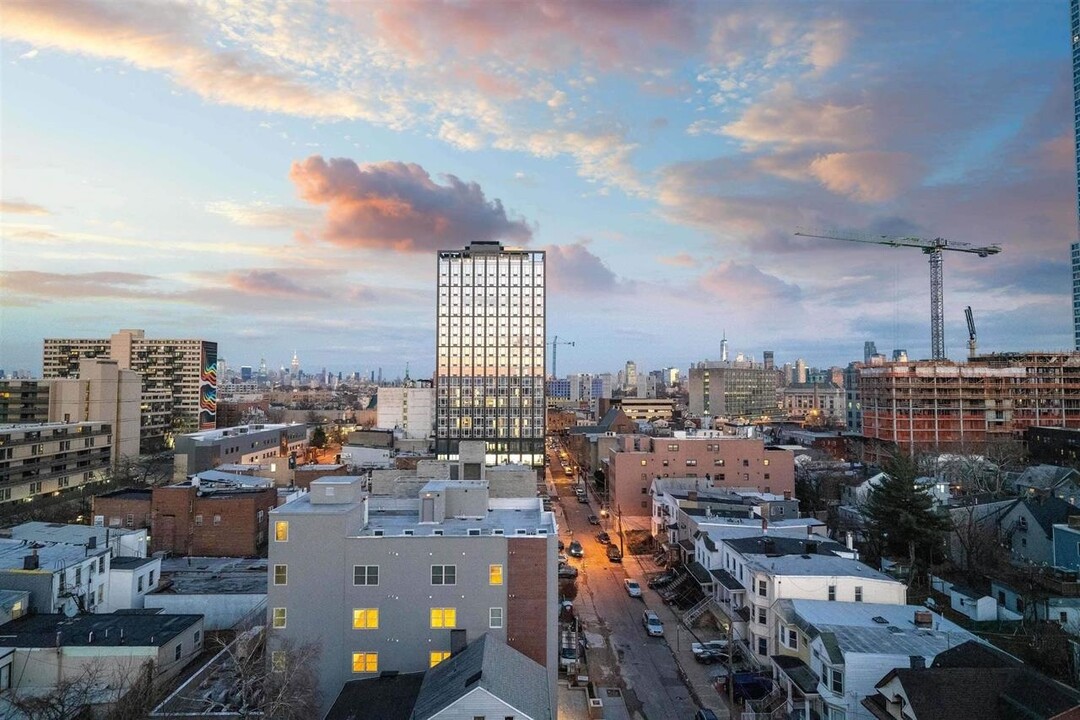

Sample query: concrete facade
[47,358,142,463]
[0,421,113,505]
[173,423,308,480]
[687,361,779,421]
[377,386,435,440]
[267,477,557,715]
[607,434,795,516]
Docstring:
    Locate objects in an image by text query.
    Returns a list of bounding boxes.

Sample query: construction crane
[547,336,575,378]
[965,306,977,359]
[794,227,1001,360]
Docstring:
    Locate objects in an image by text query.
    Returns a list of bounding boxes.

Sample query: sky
[0,0,1074,380]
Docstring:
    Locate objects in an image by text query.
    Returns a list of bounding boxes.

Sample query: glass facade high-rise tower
[435,241,546,466]
[1072,0,1080,348]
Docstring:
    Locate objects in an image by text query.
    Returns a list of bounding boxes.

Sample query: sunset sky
[0,1,1073,378]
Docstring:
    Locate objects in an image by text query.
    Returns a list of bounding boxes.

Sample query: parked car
[558,563,578,579]
[595,531,611,545]
[624,579,642,598]
[568,540,584,558]
[642,610,664,637]
[577,493,589,504]
[648,572,676,588]
[694,649,729,665]
[606,544,623,562]
[692,640,729,657]
[587,514,600,525]
[558,540,565,552]
[558,553,569,565]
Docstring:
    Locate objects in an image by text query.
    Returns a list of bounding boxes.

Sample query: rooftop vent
[871,616,889,624]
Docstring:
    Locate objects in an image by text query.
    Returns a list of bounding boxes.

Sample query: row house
[0,539,111,614]
[771,600,981,720]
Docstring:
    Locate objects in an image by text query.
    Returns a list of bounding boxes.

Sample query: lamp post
[617,504,624,558]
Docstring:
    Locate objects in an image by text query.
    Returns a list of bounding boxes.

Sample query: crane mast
[965,306,977,359]
[547,335,575,379]
[794,228,1001,360]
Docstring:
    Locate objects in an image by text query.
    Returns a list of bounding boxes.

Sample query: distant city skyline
[0,2,1073,376]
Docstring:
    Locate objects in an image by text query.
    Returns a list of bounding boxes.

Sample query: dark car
[558,563,578,579]
[694,649,729,665]
[587,514,600,525]
[558,540,565,552]
[606,544,622,562]
[568,540,584,558]
[595,531,611,545]
[648,572,676,588]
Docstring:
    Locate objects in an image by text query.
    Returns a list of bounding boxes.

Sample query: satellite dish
[62,599,77,617]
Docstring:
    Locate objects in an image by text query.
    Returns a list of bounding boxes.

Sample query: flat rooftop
[154,557,267,594]
[0,612,201,648]
[9,521,141,546]
[746,553,893,581]
[95,488,153,501]
[180,423,296,442]
[110,556,158,570]
[0,538,107,571]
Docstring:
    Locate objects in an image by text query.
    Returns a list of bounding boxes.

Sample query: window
[1062,611,1069,624]
[430,651,451,667]
[854,586,863,602]
[272,651,286,672]
[668,444,679,451]
[137,576,144,592]
[274,521,288,542]
[431,607,457,628]
[213,515,221,526]
[194,514,203,527]
[431,565,457,585]
[353,608,379,629]
[75,568,81,586]
[757,637,767,656]
[787,629,798,649]
[757,579,767,597]
[272,608,287,628]
[757,607,767,625]
[354,565,379,585]
[490,607,504,628]
[742,459,749,467]
[714,459,725,467]
[827,585,836,601]
[175,643,182,661]
[829,669,843,693]
[763,459,770,466]
[352,652,378,673]
[148,569,154,585]
[274,565,287,585]
[489,564,503,585]
[686,459,697,467]
[194,630,201,646]
[640,460,647,466]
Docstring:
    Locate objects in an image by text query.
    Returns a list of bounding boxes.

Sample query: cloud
[290,156,533,252]
[721,83,874,150]
[204,200,317,228]
[544,242,625,294]
[659,252,696,267]
[698,261,802,303]
[0,1,374,121]
[808,152,925,203]
[0,270,157,303]
[18,48,39,60]
[222,270,331,299]
[1,200,50,215]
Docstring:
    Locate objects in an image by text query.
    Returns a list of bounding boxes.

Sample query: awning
[687,560,714,587]
[710,568,745,591]
[770,655,821,696]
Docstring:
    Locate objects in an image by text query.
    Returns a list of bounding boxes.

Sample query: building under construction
[859,353,1080,459]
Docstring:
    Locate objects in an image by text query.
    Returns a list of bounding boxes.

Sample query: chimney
[846,531,854,551]
[914,610,933,628]
[87,536,97,551]
[761,517,768,535]
[807,524,814,537]
[783,490,791,501]
[88,631,94,644]
[688,490,698,502]
[23,553,39,571]
[450,629,467,656]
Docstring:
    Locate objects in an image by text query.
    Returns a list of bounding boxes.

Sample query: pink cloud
[0,200,50,215]
[290,156,533,253]
[659,252,696,268]
[721,83,874,150]
[698,261,802,303]
[808,151,925,203]
[223,270,330,299]
[544,242,625,294]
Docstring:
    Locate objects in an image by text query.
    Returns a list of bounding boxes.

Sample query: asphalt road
[550,446,698,720]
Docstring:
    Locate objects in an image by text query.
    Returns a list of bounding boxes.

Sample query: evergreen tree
[310,426,328,449]
[863,452,951,570]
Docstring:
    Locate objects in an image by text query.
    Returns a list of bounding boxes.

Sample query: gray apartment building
[688,360,779,421]
[43,328,217,450]
[267,476,557,715]
[172,423,309,480]
[0,421,113,505]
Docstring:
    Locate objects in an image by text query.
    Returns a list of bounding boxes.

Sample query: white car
[642,610,664,637]
[624,579,642,598]
[691,640,729,656]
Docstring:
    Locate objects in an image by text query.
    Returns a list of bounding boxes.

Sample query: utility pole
[617,504,624,558]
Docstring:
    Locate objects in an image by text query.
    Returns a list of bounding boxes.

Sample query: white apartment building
[377,386,435,440]
[0,539,111,615]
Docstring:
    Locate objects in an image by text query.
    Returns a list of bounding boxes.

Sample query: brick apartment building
[606,433,795,516]
[94,481,275,557]
[860,353,1080,459]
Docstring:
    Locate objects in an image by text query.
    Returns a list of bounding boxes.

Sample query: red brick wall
[293,464,349,490]
[92,494,152,529]
[150,485,275,557]
[506,538,549,669]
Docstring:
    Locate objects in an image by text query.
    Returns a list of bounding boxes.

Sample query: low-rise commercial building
[268,476,557,716]
[172,423,308,480]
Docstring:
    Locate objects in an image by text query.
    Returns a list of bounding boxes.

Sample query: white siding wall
[429,687,537,720]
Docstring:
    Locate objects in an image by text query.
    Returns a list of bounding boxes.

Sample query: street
[549,444,699,719]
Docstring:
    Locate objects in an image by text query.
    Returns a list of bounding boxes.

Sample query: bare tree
[3,657,155,720]
[182,629,319,719]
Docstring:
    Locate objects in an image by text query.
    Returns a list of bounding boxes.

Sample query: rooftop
[94,488,152,501]
[180,423,296,442]
[0,538,108,571]
[0,611,200,648]
[325,672,425,720]
[9,521,141,547]
[154,557,267,594]
[725,535,845,557]
[110,556,158,570]
[746,553,892,580]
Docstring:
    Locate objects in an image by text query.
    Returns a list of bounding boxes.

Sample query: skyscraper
[435,241,546,466]
[1072,0,1080,348]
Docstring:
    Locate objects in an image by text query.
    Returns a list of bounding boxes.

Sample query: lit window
[353,608,379,629]
[274,521,288,542]
[352,652,378,673]
[490,607,503,628]
[431,607,457,628]
[640,460,647,466]
[489,564,503,585]
[763,459,770,466]
[274,565,287,585]
[430,651,451,667]
[272,608,287,629]
[431,565,457,585]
